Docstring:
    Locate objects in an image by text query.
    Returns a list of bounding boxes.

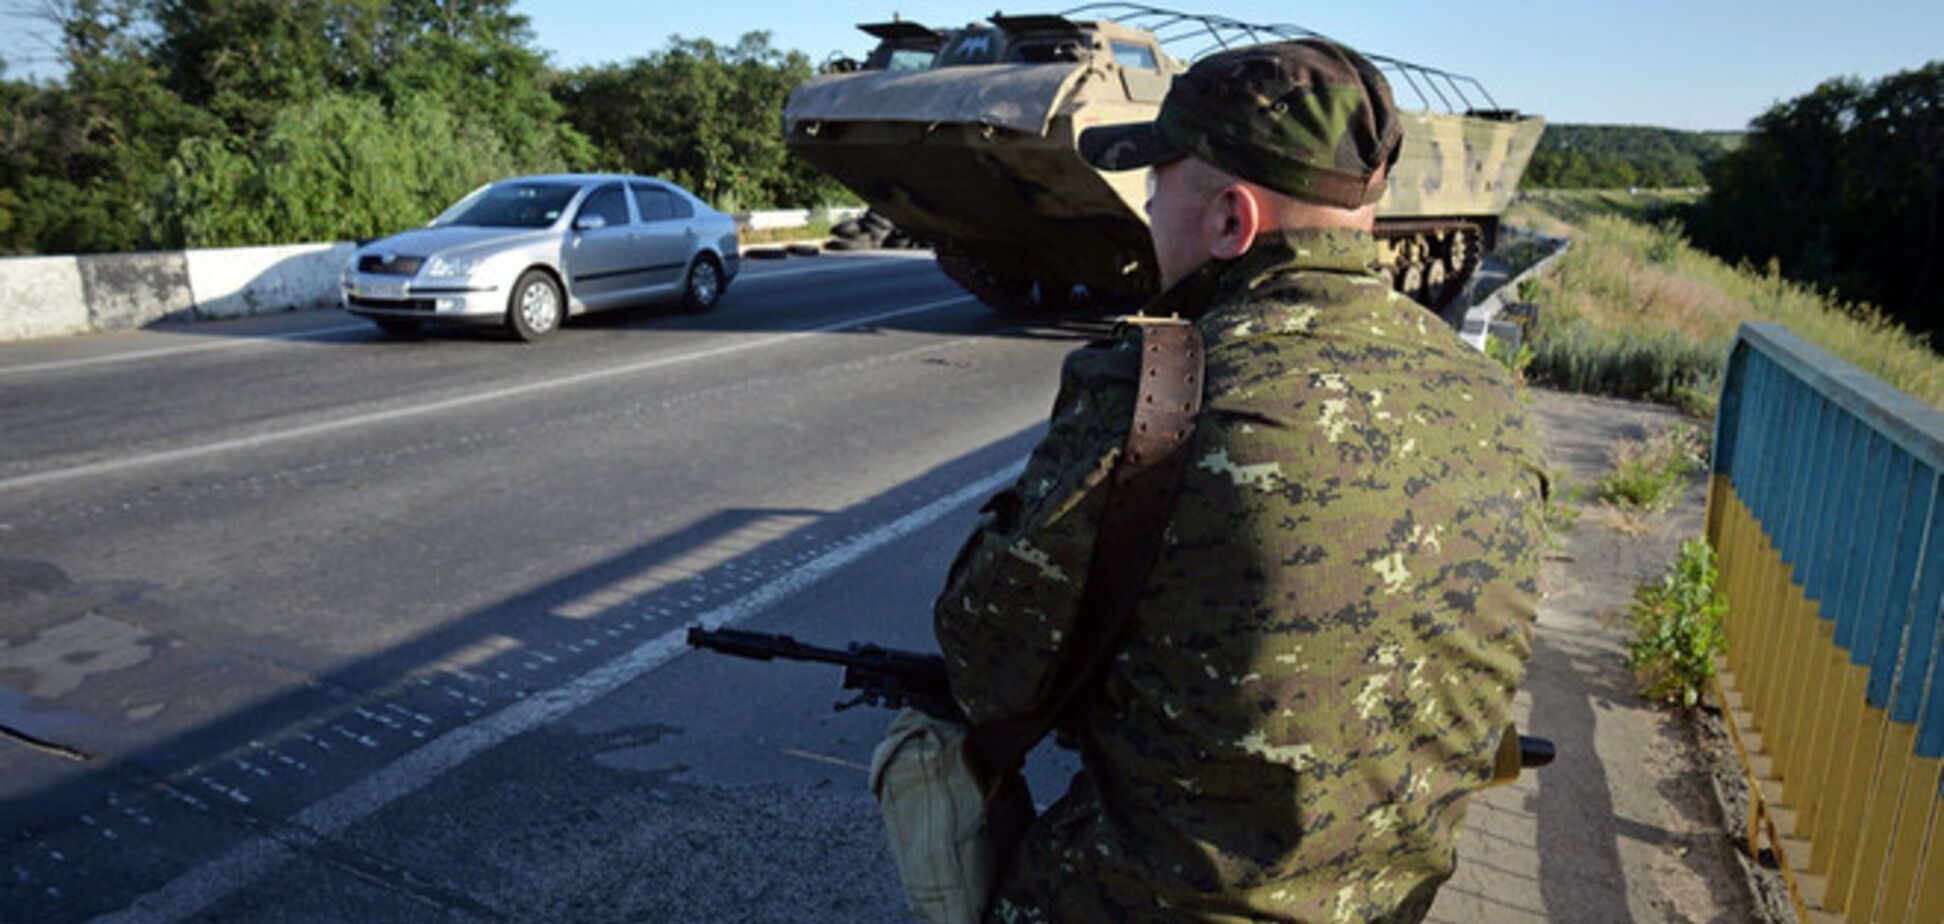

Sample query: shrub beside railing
[1627,538,1727,709]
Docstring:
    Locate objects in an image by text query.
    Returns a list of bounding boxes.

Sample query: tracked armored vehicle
[784,4,1545,320]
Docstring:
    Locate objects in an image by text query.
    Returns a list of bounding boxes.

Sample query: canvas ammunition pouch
[871,318,1204,924]
[870,709,1035,924]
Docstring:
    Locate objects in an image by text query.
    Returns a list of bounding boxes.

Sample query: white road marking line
[90,460,1024,924]
[0,256,934,377]
[782,748,872,774]
[736,254,934,283]
[0,324,374,376]
[0,295,974,493]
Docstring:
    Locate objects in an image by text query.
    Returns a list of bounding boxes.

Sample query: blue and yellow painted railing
[1708,322,1944,923]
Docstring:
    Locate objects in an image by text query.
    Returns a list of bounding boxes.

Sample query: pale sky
[4,2,1938,131]
[508,1,1943,130]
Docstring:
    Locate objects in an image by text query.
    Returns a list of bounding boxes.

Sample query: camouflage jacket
[934,228,1543,923]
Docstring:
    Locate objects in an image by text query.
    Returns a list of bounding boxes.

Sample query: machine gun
[686,626,1556,774]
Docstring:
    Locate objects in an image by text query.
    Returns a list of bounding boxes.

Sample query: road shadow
[0,420,1044,920]
[1528,627,1757,924]
[1528,631,1638,921]
[1517,386,1744,922]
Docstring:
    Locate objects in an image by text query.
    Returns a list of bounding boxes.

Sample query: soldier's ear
[1206,183,1263,261]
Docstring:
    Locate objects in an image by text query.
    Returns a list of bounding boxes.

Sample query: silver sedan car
[341,174,741,340]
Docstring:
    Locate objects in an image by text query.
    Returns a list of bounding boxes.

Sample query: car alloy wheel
[507,269,562,341]
[684,257,721,312]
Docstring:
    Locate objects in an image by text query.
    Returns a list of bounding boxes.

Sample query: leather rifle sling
[968,319,1205,782]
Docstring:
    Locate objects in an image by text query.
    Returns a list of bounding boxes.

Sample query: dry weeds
[1507,192,1944,409]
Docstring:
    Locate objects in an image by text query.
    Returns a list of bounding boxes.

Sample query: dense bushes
[1528,316,1724,412]
[0,2,841,255]
[555,35,844,213]
[1627,538,1728,709]
[1681,62,1943,346]
[1525,124,1738,190]
[0,0,584,253]
[160,94,527,246]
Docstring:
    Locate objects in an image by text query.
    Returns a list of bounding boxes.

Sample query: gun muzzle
[1518,735,1555,768]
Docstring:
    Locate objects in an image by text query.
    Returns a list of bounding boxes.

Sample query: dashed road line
[735,253,934,284]
[89,459,1022,924]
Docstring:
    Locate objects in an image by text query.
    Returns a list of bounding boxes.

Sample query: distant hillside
[1524,124,1743,189]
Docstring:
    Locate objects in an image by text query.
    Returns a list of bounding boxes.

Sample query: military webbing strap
[968,318,1205,782]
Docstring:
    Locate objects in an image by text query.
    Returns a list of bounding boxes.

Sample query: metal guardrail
[1456,231,1569,350]
[1708,321,1944,923]
[738,207,867,231]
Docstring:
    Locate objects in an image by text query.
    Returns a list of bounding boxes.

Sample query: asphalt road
[0,252,1097,922]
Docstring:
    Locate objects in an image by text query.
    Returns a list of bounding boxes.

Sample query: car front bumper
[342,276,503,324]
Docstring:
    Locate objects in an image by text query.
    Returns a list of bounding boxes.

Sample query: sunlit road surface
[0,252,1094,922]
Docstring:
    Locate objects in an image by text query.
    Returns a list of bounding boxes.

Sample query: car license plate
[360,278,408,299]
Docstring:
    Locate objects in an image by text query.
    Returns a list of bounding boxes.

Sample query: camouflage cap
[1079,38,1404,209]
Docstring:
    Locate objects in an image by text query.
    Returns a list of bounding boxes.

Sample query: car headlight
[423,254,477,279]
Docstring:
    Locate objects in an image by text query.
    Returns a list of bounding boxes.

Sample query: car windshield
[436,182,582,228]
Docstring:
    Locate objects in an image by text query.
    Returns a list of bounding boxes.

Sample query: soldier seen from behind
[922,38,1545,922]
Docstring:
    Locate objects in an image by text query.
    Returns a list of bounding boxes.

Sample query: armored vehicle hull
[789,61,1160,307]
[786,9,1543,319]
[1375,110,1547,313]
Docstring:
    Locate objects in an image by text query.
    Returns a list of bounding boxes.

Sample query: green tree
[1,6,863,253]
[151,0,345,134]
[160,92,521,246]
[1525,124,1736,189]
[1685,63,1942,343]
[2,0,214,252]
[2,0,587,252]
[557,32,843,210]
[149,0,586,165]
[149,0,588,205]
[0,61,29,252]
[367,0,591,169]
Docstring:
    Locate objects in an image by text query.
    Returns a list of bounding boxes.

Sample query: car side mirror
[575,214,608,232]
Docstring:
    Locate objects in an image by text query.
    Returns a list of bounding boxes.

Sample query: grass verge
[1597,425,1706,513]
[738,218,834,246]
[1506,190,1944,411]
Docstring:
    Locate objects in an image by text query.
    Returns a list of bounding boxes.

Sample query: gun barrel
[688,627,955,707]
[686,627,857,666]
[1518,735,1555,768]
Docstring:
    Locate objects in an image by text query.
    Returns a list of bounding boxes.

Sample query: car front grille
[358,255,425,275]
[348,296,436,313]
